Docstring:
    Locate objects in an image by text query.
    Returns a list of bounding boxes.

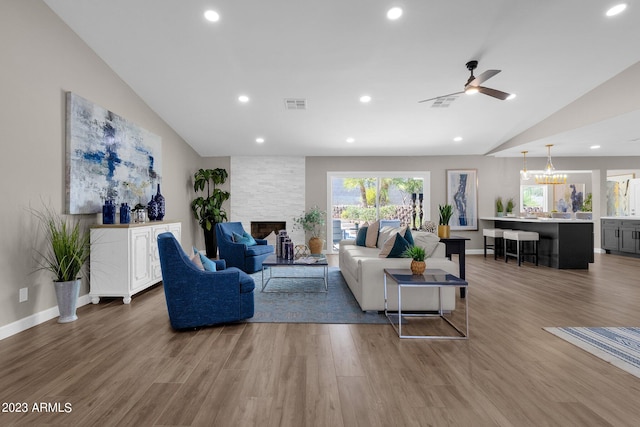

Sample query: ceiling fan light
[507,93,517,100]
[465,86,479,95]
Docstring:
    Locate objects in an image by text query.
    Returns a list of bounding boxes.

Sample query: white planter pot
[54,279,81,323]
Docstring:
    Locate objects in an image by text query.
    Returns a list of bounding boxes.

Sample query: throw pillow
[233,231,257,246]
[365,220,380,248]
[378,232,411,258]
[377,225,407,249]
[189,253,205,270]
[355,226,368,246]
[412,231,440,258]
[404,228,415,246]
[198,252,217,272]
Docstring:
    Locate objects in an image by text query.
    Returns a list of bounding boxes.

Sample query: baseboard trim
[0,294,92,341]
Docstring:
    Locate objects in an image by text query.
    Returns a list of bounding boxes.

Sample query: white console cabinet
[90,221,181,304]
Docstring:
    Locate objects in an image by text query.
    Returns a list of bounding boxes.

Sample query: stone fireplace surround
[230,156,306,246]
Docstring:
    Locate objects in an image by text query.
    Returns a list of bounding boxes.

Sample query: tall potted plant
[33,206,90,323]
[438,204,453,238]
[294,205,326,254]
[191,168,230,257]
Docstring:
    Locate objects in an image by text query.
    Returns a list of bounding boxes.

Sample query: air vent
[431,96,458,108]
[284,98,307,110]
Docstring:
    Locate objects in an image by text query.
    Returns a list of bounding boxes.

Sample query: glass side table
[383,268,468,339]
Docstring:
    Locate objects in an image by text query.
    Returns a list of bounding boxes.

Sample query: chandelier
[520,151,530,181]
[535,144,567,185]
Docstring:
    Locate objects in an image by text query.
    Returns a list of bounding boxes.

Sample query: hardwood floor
[2,253,640,426]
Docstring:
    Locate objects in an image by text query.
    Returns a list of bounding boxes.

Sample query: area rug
[544,327,640,379]
[247,267,388,324]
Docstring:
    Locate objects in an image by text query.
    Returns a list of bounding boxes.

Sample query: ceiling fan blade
[467,69,501,86]
[477,86,511,100]
[418,91,464,103]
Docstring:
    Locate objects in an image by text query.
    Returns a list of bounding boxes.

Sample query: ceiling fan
[418,60,512,103]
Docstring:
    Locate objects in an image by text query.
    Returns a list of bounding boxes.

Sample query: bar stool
[483,228,507,260]
[503,230,539,266]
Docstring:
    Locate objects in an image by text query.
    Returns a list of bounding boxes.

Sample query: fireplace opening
[251,221,286,239]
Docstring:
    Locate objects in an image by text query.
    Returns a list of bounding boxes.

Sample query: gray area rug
[248,267,388,324]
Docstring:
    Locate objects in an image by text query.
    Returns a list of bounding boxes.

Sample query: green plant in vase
[191,168,230,257]
[496,197,504,217]
[438,204,453,238]
[294,205,326,254]
[506,198,515,216]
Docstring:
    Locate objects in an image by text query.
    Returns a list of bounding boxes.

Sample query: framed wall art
[446,169,478,231]
[65,92,162,214]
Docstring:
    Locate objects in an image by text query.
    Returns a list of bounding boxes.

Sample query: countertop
[600,216,640,220]
[480,216,594,224]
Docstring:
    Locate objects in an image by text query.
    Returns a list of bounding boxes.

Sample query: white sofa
[339,230,459,311]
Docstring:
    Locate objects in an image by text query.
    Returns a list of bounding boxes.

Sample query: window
[327,172,431,250]
[521,185,548,214]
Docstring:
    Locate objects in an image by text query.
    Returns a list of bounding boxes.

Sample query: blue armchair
[216,222,274,273]
[157,232,254,329]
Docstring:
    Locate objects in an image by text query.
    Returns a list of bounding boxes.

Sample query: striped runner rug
[544,327,640,379]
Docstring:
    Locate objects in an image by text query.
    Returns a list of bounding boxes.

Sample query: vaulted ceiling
[43,0,640,159]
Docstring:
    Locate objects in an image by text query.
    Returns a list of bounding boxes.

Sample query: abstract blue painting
[446,169,478,231]
[65,92,162,214]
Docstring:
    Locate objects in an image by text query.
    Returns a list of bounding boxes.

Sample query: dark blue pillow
[404,228,415,246]
[387,233,411,258]
[355,226,368,246]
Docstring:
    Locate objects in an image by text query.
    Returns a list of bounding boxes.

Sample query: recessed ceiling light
[204,10,220,22]
[346,138,355,143]
[507,93,517,100]
[606,3,627,16]
[387,7,403,20]
[590,145,601,149]
[256,137,265,144]
[453,136,463,142]
[359,95,372,103]
[238,95,249,103]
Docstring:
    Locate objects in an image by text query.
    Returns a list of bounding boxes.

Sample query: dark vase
[154,183,165,221]
[147,197,158,221]
[102,200,116,224]
[119,203,131,224]
[204,226,218,258]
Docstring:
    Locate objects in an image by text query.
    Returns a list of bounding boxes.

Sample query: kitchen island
[481,217,594,269]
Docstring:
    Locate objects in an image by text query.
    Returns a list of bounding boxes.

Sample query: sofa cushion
[379,232,411,258]
[413,231,441,258]
[226,267,256,293]
[189,253,205,270]
[365,220,380,248]
[378,225,407,248]
[245,244,274,256]
[404,228,415,246]
[355,227,368,246]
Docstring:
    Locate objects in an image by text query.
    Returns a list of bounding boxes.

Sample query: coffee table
[383,268,468,339]
[261,254,329,292]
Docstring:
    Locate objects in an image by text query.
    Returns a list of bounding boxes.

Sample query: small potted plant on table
[402,245,427,275]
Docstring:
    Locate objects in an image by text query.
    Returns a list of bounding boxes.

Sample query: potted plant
[191,168,230,257]
[402,245,426,275]
[576,193,593,219]
[33,206,91,323]
[294,205,326,254]
[438,204,453,238]
[506,198,515,216]
[496,197,504,217]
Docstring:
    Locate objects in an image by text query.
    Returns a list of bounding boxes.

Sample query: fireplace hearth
[251,221,286,239]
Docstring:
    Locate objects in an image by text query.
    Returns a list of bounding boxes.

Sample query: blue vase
[154,184,165,221]
[102,200,116,224]
[119,203,131,224]
[147,197,158,221]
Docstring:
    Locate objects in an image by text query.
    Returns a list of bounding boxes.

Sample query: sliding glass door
[328,172,431,251]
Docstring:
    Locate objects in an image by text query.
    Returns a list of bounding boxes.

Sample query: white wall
[0,0,203,332]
